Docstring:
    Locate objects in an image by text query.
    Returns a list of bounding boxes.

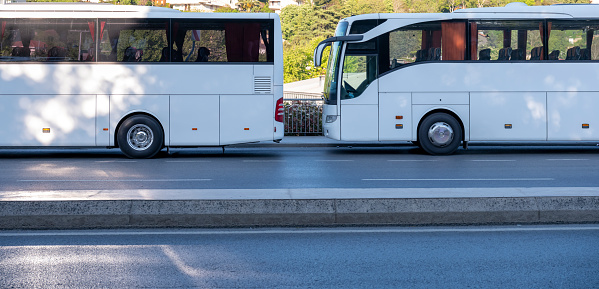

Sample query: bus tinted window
[1,18,274,63]
[387,21,466,69]
[388,22,442,67]
[0,19,94,62]
[548,21,599,61]
[173,19,274,63]
[472,20,543,61]
[98,19,168,62]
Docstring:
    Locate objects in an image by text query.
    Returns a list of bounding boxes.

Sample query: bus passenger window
[172,19,273,63]
[0,18,95,62]
[387,22,442,67]
[99,19,167,62]
[473,20,543,61]
[549,20,599,61]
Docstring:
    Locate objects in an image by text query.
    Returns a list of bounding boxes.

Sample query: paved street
[1,225,598,288]
[1,143,598,191]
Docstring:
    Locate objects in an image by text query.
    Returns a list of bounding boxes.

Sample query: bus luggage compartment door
[470,92,547,141]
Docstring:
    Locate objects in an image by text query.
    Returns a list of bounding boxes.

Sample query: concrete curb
[1,196,598,229]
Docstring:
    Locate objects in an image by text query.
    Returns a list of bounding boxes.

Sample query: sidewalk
[1,136,598,229]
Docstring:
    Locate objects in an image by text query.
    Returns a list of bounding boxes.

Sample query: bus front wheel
[117,115,164,159]
[418,113,462,155]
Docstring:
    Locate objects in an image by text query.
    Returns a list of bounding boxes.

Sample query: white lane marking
[166,161,212,163]
[546,159,589,161]
[316,160,354,162]
[388,160,438,162]
[17,179,211,182]
[470,160,516,162]
[243,160,287,163]
[95,161,137,163]
[363,178,554,181]
[1,225,597,237]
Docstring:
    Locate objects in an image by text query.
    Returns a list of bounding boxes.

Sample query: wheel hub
[127,124,154,151]
[428,122,454,147]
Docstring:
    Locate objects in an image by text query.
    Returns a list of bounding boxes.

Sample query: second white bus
[314,3,599,155]
[0,3,284,158]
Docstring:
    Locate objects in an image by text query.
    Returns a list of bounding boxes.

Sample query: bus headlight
[325,115,338,123]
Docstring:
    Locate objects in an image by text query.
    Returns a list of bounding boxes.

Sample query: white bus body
[0,3,284,158]
[314,3,599,155]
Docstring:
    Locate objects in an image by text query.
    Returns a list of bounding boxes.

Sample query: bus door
[339,42,379,141]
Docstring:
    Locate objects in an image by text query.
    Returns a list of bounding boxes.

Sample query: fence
[283,92,323,136]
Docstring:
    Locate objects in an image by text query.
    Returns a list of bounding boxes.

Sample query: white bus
[0,3,284,158]
[313,3,599,155]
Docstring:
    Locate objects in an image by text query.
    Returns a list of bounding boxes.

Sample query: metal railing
[283,92,323,136]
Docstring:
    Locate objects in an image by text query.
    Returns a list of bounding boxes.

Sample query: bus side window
[172,19,273,63]
[1,19,95,62]
[388,24,442,67]
[99,19,167,62]
[549,20,599,61]
[473,20,543,61]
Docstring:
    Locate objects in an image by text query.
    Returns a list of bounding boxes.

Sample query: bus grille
[254,76,272,94]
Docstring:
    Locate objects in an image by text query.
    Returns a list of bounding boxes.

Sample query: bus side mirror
[313,35,363,67]
[313,42,331,68]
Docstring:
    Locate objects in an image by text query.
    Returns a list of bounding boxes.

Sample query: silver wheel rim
[127,124,153,151]
[428,122,454,147]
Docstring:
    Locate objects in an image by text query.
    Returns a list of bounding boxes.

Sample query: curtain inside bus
[441,22,466,61]
[225,23,260,62]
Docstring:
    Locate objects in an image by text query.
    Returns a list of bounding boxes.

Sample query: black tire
[117,115,164,159]
[418,112,462,155]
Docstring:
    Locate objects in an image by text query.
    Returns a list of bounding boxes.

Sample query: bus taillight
[275,97,284,122]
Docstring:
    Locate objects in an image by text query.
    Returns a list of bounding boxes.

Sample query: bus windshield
[322,21,348,105]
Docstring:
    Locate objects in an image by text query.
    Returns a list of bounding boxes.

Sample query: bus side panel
[96,95,110,146]
[340,79,379,141]
[548,92,599,141]
[379,93,412,141]
[341,104,378,141]
[170,95,219,146]
[110,95,170,147]
[470,92,547,141]
[0,94,96,146]
[220,94,273,145]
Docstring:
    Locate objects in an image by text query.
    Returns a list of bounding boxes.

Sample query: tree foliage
[281,0,385,83]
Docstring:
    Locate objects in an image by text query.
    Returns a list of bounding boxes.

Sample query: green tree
[281,0,391,83]
[284,36,329,83]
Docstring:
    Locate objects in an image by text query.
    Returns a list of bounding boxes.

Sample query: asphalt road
[1,225,598,288]
[0,145,598,191]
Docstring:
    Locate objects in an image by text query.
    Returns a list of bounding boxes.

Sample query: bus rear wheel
[117,115,164,159]
[418,113,462,155]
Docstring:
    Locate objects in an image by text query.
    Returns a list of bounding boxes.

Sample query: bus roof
[341,3,599,25]
[454,3,599,18]
[0,3,278,20]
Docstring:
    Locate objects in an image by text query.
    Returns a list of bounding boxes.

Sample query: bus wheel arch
[417,110,464,155]
[115,113,165,158]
